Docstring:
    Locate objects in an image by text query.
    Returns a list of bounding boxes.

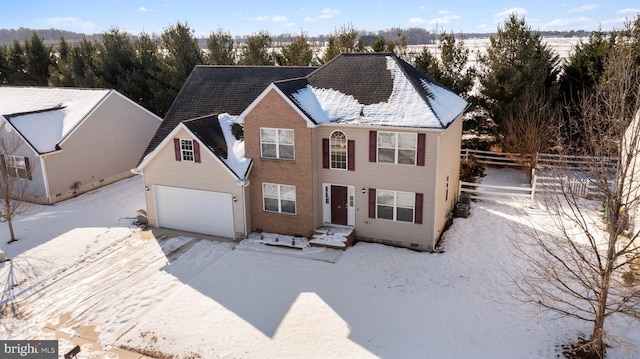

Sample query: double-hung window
[180,139,194,162]
[2,155,30,179]
[261,128,294,159]
[377,132,417,165]
[376,190,415,222]
[263,183,296,214]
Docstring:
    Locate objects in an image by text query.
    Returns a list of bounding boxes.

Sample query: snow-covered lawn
[1,168,639,358]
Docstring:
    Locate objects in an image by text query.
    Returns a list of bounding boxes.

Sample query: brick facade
[244,89,316,237]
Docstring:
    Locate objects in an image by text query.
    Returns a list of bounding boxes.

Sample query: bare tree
[0,135,36,243]
[512,35,640,359]
[501,89,560,184]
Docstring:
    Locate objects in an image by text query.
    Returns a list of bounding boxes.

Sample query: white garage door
[154,186,234,238]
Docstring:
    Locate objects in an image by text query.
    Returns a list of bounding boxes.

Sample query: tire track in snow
[16,233,192,332]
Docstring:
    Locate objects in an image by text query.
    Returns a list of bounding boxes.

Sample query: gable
[0,87,111,154]
[137,115,251,183]
[240,85,318,128]
[140,66,315,165]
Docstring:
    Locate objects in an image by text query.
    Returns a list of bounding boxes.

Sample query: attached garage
[154,185,235,238]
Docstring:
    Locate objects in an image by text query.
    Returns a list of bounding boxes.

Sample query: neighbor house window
[330,131,347,169]
[2,155,30,179]
[376,190,415,222]
[377,132,417,165]
[263,183,296,214]
[261,128,294,159]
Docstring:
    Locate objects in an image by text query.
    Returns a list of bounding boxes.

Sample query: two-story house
[136,53,468,251]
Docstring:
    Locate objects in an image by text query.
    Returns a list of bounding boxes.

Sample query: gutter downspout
[40,155,52,204]
[432,131,444,250]
[241,180,250,238]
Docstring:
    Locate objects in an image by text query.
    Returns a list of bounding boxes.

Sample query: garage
[154,185,235,238]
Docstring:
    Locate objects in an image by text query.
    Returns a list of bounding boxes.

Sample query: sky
[4,1,640,37]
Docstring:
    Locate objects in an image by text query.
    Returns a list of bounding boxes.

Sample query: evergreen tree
[158,22,203,115]
[0,45,9,84]
[371,36,395,53]
[559,30,616,149]
[24,32,51,85]
[277,33,315,66]
[99,28,137,90]
[205,28,235,65]
[414,32,475,97]
[321,24,366,64]
[239,31,275,65]
[134,33,168,116]
[8,40,27,85]
[479,14,560,131]
[69,37,103,88]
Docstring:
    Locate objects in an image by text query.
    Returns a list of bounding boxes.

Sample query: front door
[331,185,348,225]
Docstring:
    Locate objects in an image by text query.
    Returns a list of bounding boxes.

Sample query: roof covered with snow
[183,113,251,180]
[140,66,315,165]
[280,53,468,129]
[0,87,111,153]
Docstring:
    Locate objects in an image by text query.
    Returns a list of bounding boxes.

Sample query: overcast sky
[5,1,640,37]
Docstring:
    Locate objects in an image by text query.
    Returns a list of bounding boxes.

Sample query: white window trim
[180,138,195,162]
[376,189,416,223]
[260,128,295,160]
[377,131,417,165]
[330,130,347,170]
[262,183,297,215]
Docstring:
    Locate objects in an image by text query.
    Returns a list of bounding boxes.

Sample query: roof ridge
[4,104,66,118]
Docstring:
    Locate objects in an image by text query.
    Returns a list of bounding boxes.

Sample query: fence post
[531,170,537,203]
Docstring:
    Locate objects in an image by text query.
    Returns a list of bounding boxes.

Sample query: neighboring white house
[0,87,162,204]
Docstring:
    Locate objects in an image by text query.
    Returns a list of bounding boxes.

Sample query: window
[330,131,347,169]
[263,183,296,214]
[180,139,194,161]
[261,128,294,159]
[377,132,417,165]
[2,155,30,179]
[173,138,200,163]
[376,190,415,222]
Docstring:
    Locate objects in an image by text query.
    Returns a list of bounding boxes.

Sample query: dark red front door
[331,185,348,225]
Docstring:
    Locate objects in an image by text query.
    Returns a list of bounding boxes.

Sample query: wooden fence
[461,148,619,172]
[458,149,619,204]
[458,181,535,204]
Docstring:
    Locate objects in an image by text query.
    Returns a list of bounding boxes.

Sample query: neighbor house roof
[277,53,469,129]
[0,87,111,154]
[140,66,315,164]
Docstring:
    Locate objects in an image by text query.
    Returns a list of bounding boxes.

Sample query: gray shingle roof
[140,66,315,163]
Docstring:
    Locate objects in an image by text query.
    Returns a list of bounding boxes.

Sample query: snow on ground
[0,169,639,358]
